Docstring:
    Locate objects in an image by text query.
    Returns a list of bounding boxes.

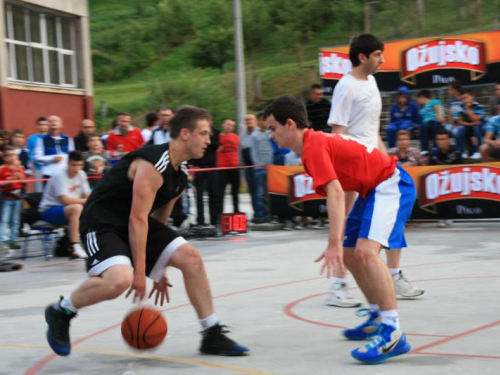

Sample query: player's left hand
[314,244,345,278]
[148,273,173,306]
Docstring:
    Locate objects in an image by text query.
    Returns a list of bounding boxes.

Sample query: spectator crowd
[0,80,499,257]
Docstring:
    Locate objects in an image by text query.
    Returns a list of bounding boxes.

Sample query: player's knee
[178,246,204,273]
[354,244,376,266]
[107,273,133,299]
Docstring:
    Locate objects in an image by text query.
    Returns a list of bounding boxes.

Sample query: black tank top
[80,143,188,233]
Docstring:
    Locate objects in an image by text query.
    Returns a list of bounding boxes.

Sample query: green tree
[157,0,195,48]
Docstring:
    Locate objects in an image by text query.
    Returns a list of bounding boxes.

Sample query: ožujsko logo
[418,166,500,213]
[401,38,486,85]
[319,50,352,80]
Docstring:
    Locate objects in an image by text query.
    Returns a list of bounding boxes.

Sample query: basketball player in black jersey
[44,106,249,357]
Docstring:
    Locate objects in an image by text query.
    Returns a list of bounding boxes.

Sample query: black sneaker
[9,242,21,250]
[45,297,76,356]
[200,324,249,356]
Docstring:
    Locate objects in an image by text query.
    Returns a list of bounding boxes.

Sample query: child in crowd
[0,146,26,251]
[83,134,110,188]
[11,129,31,174]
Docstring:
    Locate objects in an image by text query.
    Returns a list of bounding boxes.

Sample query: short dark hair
[263,95,308,129]
[416,89,431,99]
[86,133,101,141]
[169,105,212,139]
[447,81,463,94]
[146,112,158,127]
[68,150,84,162]
[11,129,24,137]
[36,116,47,123]
[436,128,451,137]
[349,34,384,67]
[310,83,322,91]
[117,112,131,119]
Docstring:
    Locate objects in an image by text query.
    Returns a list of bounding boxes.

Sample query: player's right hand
[314,244,345,278]
[126,272,147,303]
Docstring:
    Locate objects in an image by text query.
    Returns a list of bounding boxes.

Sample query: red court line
[411,319,500,353]
[416,351,500,360]
[24,276,321,375]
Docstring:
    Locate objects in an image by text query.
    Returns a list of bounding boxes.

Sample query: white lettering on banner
[319,53,352,76]
[293,174,316,198]
[456,205,483,215]
[424,168,500,200]
[406,40,481,72]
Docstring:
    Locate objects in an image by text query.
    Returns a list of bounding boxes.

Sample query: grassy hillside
[89,0,500,128]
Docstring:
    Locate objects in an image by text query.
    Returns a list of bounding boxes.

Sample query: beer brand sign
[401,38,487,85]
[319,51,352,80]
[418,166,500,213]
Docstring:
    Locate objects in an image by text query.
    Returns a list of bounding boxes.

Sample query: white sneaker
[325,282,362,307]
[294,222,308,230]
[393,271,424,298]
[461,152,468,158]
[71,244,88,260]
[312,221,326,229]
[471,152,481,159]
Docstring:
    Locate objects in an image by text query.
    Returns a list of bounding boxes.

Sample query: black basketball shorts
[81,218,187,282]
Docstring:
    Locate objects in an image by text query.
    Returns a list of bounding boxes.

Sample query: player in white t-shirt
[326,34,424,310]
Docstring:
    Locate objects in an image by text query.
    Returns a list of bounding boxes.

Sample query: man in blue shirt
[26,117,48,192]
[457,90,486,159]
[387,86,421,148]
[480,103,500,161]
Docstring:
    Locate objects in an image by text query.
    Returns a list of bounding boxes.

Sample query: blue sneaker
[343,308,381,340]
[351,324,411,364]
[45,297,76,356]
[200,324,249,356]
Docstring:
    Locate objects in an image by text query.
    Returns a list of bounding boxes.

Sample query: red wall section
[0,87,94,137]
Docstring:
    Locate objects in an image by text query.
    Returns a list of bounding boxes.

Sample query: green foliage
[242,0,273,55]
[157,0,195,47]
[191,26,234,71]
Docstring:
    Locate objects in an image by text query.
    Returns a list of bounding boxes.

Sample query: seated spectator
[74,120,96,152]
[34,115,75,178]
[430,128,463,165]
[388,130,424,166]
[38,151,90,259]
[445,81,463,126]
[142,112,159,144]
[306,84,332,133]
[416,90,445,152]
[11,129,30,174]
[0,147,26,251]
[217,119,240,214]
[387,86,421,148]
[83,134,110,188]
[250,114,273,223]
[480,103,500,162]
[488,81,500,117]
[457,90,486,159]
[105,113,144,156]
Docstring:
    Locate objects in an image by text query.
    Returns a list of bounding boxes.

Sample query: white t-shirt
[39,169,91,211]
[327,74,382,148]
[142,128,153,144]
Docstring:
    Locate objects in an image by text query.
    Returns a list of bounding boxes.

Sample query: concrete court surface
[0,220,500,375]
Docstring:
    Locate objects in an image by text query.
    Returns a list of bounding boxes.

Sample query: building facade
[0,0,92,135]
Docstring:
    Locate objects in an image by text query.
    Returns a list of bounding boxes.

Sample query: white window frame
[4,3,79,89]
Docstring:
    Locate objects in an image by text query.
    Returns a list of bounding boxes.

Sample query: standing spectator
[73,120,96,152]
[488,81,500,117]
[149,108,174,145]
[249,115,273,223]
[306,83,332,133]
[34,115,75,178]
[240,114,257,214]
[480,103,500,162]
[0,147,26,251]
[38,151,90,259]
[386,86,421,148]
[416,90,445,152]
[457,90,485,159]
[11,129,30,173]
[142,112,159,144]
[26,117,48,191]
[217,119,240,214]
[106,113,144,155]
[191,125,220,227]
[430,128,463,165]
[83,134,110,188]
[388,130,424,166]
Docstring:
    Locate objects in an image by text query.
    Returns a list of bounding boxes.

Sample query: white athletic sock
[332,277,346,285]
[389,268,400,276]
[369,304,379,314]
[200,313,218,330]
[380,310,400,330]
[59,296,77,313]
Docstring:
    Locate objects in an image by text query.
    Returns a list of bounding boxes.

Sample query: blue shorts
[343,166,416,249]
[41,206,68,226]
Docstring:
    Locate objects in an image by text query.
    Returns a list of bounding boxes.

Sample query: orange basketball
[121,307,167,350]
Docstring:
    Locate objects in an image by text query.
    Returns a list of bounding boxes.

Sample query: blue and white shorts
[343,166,416,249]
